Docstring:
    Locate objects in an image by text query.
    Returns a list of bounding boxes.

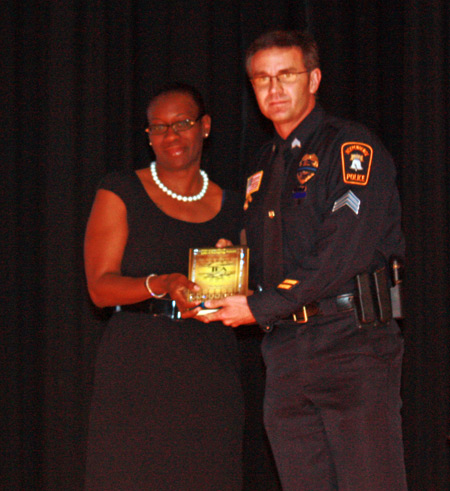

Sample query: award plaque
[187,246,249,312]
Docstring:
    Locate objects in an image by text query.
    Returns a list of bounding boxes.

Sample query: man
[200,30,407,490]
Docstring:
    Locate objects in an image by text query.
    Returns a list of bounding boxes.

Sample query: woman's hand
[155,273,202,318]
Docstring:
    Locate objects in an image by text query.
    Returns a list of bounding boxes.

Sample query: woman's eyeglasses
[146,116,203,136]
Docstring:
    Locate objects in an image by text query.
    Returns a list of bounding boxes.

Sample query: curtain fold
[2,1,449,489]
[400,1,450,487]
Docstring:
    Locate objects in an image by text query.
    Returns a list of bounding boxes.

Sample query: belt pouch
[373,267,393,323]
[355,273,376,324]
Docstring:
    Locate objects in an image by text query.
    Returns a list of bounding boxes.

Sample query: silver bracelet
[145,274,166,298]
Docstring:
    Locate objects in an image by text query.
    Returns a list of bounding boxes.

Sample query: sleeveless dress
[85,170,244,490]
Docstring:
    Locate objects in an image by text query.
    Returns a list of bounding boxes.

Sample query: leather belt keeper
[119,298,181,320]
[283,293,355,324]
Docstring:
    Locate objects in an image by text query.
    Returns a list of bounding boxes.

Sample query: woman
[84,83,244,490]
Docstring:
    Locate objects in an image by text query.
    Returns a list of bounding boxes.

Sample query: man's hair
[147,82,206,116]
[245,30,320,75]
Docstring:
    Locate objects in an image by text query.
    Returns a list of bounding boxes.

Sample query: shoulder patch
[341,142,373,186]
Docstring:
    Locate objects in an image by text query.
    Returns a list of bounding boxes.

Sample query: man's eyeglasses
[250,70,310,89]
[146,116,203,136]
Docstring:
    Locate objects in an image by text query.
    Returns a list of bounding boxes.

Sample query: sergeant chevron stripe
[332,190,361,215]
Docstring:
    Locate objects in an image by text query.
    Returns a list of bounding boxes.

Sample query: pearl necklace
[150,161,209,202]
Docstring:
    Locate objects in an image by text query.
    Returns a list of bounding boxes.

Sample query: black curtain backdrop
[2,1,449,490]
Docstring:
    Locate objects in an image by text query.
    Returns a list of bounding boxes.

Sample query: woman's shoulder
[98,169,139,197]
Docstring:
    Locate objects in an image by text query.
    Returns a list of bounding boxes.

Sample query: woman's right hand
[156,273,202,316]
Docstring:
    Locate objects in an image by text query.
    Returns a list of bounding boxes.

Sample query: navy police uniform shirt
[244,104,404,328]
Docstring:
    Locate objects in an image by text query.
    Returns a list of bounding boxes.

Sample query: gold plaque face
[187,246,249,302]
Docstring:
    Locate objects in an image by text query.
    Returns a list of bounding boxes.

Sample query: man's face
[249,46,321,138]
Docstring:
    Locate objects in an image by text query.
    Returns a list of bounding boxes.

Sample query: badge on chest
[292,153,319,199]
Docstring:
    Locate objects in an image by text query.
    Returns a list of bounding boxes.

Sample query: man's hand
[215,237,233,248]
[196,294,256,327]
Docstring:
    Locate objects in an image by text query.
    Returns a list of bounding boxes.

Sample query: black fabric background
[2,1,449,490]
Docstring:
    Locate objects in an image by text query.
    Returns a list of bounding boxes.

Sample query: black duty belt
[119,293,355,326]
[119,298,181,320]
[279,293,355,324]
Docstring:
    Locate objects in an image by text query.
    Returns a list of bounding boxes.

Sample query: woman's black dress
[85,171,244,490]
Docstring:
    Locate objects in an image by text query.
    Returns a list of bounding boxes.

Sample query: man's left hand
[196,294,256,327]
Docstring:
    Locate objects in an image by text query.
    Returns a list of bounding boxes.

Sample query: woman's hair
[245,30,320,75]
[147,82,206,116]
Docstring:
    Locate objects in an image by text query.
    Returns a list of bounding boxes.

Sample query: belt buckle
[292,305,308,324]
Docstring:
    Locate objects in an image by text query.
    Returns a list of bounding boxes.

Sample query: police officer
[199,30,407,490]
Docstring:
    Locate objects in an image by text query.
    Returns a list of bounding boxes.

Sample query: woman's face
[147,92,211,171]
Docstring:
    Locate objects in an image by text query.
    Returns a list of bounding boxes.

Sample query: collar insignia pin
[291,138,301,149]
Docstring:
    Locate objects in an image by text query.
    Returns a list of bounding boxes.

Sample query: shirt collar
[274,104,324,152]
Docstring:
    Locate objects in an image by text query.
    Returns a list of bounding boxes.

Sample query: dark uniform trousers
[261,311,407,491]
